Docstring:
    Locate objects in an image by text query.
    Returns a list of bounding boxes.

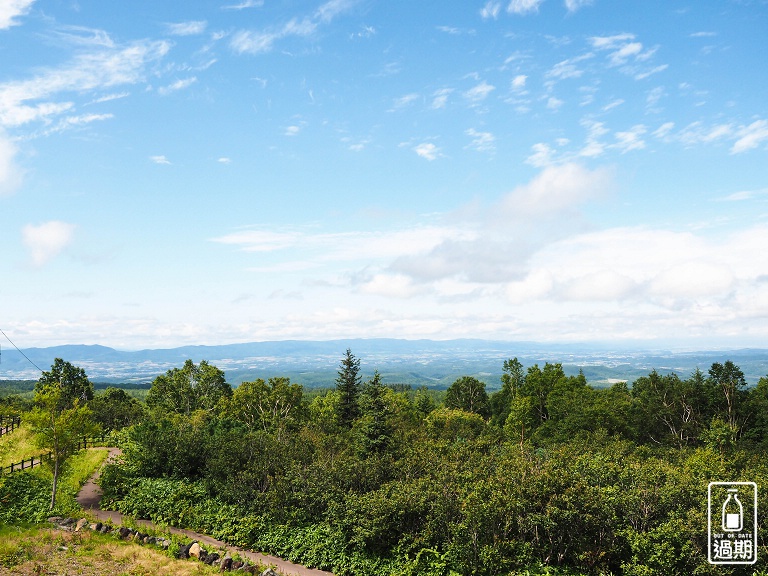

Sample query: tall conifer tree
[335,348,361,428]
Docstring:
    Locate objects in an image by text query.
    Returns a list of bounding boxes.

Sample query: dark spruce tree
[335,348,362,428]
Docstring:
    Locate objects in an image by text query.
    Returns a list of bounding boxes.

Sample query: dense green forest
[2,352,768,575]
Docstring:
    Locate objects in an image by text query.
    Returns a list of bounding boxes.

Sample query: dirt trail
[76,448,334,576]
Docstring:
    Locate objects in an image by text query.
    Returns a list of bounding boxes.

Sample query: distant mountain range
[2,339,768,389]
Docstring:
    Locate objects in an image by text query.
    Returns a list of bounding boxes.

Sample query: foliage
[335,348,362,428]
[89,386,146,432]
[0,448,107,523]
[35,358,95,411]
[445,376,490,417]
[146,359,232,415]
[80,355,768,575]
[26,363,100,510]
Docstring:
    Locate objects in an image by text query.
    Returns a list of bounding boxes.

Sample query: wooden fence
[0,415,21,438]
[1,433,108,476]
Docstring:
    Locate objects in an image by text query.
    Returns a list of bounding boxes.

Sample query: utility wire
[0,328,44,373]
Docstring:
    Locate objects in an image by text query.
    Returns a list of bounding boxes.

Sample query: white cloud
[546,96,564,110]
[390,163,614,284]
[284,125,301,136]
[526,142,555,167]
[546,54,592,80]
[413,142,441,161]
[499,162,612,217]
[579,119,609,157]
[634,64,668,80]
[0,39,170,127]
[217,157,232,164]
[166,21,207,36]
[466,128,496,153]
[731,120,768,154]
[42,112,113,136]
[430,88,452,109]
[608,41,643,66]
[646,86,664,109]
[392,93,419,109]
[589,33,635,50]
[212,225,467,269]
[653,121,675,139]
[358,273,423,298]
[150,155,171,164]
[508,224,768,320]
[602,98,624,112]
[0,0,35,29]
[564,0,593,12]
[511,74,527,91]
[158,77,197,95]
[614,124,646,152]
[480,1,502,18]
[507,0,545,15]
[222,0,264,9]
[22,221,76,267]
[230,0,355,54]
[464,81,495,102]
[0,133,23,196]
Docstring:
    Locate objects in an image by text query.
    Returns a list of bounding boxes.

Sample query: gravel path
[76,448,335,576]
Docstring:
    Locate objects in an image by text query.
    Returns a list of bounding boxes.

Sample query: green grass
[57,447,109,512]
[0,422,40,468]
[0,524,227,575]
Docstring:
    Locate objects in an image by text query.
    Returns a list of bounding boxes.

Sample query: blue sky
[1,0,767,350]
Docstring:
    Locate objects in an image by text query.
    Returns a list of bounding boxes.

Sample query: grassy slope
[0,423,38,467]
[0,526,222,576]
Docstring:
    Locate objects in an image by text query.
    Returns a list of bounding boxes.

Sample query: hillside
[2,339,768,388]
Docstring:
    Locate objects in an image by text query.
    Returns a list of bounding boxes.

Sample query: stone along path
[76,448,334,576]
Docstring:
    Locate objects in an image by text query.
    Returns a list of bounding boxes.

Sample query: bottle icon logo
[722,488,743,532]
[708,482,758,565]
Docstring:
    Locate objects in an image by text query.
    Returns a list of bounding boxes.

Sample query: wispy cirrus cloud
[507,0,545,15]
[0,0,35,30]
[654,118,768,154]
[732,120,768,154]
[158,77,197,95]
[230,0,357,54]
[480,1,502,18]
[0,39,170,128]
[166,21,207,36]
[464,81,495,102]
[222,0,264,10]
[466,128,496,153]
[564,0,593,12]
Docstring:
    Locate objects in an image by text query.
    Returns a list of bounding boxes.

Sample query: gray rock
[219,553,233,571]
[118,527,132,539]
[260,569,280,576]
[75,518,88,532]
[178,542,192,559]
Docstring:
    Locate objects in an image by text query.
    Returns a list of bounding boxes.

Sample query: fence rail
[0,416,21,438]
[1,433,108,476]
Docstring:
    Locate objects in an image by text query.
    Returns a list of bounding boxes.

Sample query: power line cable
[0,328,44,373]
